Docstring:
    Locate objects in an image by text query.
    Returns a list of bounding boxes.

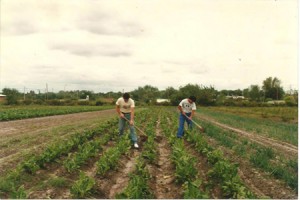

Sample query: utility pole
[64,84,67,99]
[46,83,48,100]
[23,87,26,101]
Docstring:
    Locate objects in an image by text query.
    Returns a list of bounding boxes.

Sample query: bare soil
[0,109,116,176]
[0,109,298,199]
[196,114,298,158]
[147,119,182,199]
[193,115,298,199]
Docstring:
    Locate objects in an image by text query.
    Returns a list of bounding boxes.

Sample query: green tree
[262,77,285,100]
[248,85,261,101]
[175,84,201,105]
[160,87,178,105]
[2,88,21,105]
[242,88,250,99]
[198,86,217,106]
[161,87,178,99]
[131,85,160,104]
[284,95,297,106]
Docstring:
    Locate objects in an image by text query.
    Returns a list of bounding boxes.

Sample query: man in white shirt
[116,93,139,148]
[176,96,197,138]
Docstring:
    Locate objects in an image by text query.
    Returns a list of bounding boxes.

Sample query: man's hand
[129,119,134,125]
[120,113,125,118]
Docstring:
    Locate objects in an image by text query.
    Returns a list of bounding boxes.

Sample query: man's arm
[130,107,134,125]
[178,105,184,114]
[116,105,124,118]
[190,110,195,119]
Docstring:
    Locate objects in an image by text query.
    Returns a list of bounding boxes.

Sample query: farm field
[0,105,114,121]
[200,106,298,123]
[0,106,297,199]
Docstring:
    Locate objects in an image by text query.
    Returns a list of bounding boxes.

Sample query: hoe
[124,117,148,141]
[190,119,205,132]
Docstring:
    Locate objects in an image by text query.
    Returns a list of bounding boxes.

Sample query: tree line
[1,77,298,106]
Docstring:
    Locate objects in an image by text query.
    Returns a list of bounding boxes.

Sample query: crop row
[115,112,158,199]
[0,118,119,198]
[200,120,298,191]
[0,106,113,121]
[68,109,158,198]
[198,109,298,145]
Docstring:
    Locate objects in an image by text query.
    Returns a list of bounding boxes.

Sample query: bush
[47,99,64,106]
[95,100,104,106]
[34,99,45,105]
[284,96,297,106]
[23,99,33,105]
[78,101,89,106]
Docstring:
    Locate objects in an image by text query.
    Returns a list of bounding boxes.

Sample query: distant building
[156,98,170,103]
[79,95,89,101]
[0,94,6,102]
[267,100,285,105]
[225,95,245,100]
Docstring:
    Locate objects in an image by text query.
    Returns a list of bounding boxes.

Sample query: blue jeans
[118,113,137,143]
[177,113,193,138]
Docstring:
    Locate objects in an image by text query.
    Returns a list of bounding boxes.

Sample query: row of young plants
[198,108,298,146]
[69,136,131,198]
[162,109,256,198]
[69,109,156,199]
[63,134,115,173]
[200,120,298,191]
[0,105,113,121]
[0,118,118,198]
[159,111,210,199]
[201,107,297,123]
[115,111,159,199]
[184,128,255,199]
[96,137,131,176]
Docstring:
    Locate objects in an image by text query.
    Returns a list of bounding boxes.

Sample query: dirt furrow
[183,141,221,199]
[0,109,116,176]
[27,139,117,199]
[0,109,115,137]
[149,119,182,199]
[204,137,297,199]
[106,152,140,198]
[197,115,297,156]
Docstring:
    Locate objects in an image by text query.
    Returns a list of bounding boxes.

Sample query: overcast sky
[0,0,298,93]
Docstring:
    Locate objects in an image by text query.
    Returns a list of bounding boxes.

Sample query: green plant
[10,185,27,199]
[222,176,247,198]
[48,177,67,188]
[21,159,40,174]
[183,180,209,199]
[116,158,153,199]
[70,172,95,198]
[207,149,224,165]
[171,140,197,183]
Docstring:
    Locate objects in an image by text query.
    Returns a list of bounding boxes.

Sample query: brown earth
[201,136,297,199]
[0,109,116,176]
[193,114,298,199]
[147,119,182,199]
[196,114,298,158]
[0,109,298,199]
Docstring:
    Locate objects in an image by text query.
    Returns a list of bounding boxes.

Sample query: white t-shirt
[116,97,135,113]
[179,98,196,113]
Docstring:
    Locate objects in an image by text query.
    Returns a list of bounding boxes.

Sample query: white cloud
[0,0,298,93]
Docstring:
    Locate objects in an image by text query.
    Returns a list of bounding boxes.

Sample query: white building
[156,98,170,103]
[0,94,6,102]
